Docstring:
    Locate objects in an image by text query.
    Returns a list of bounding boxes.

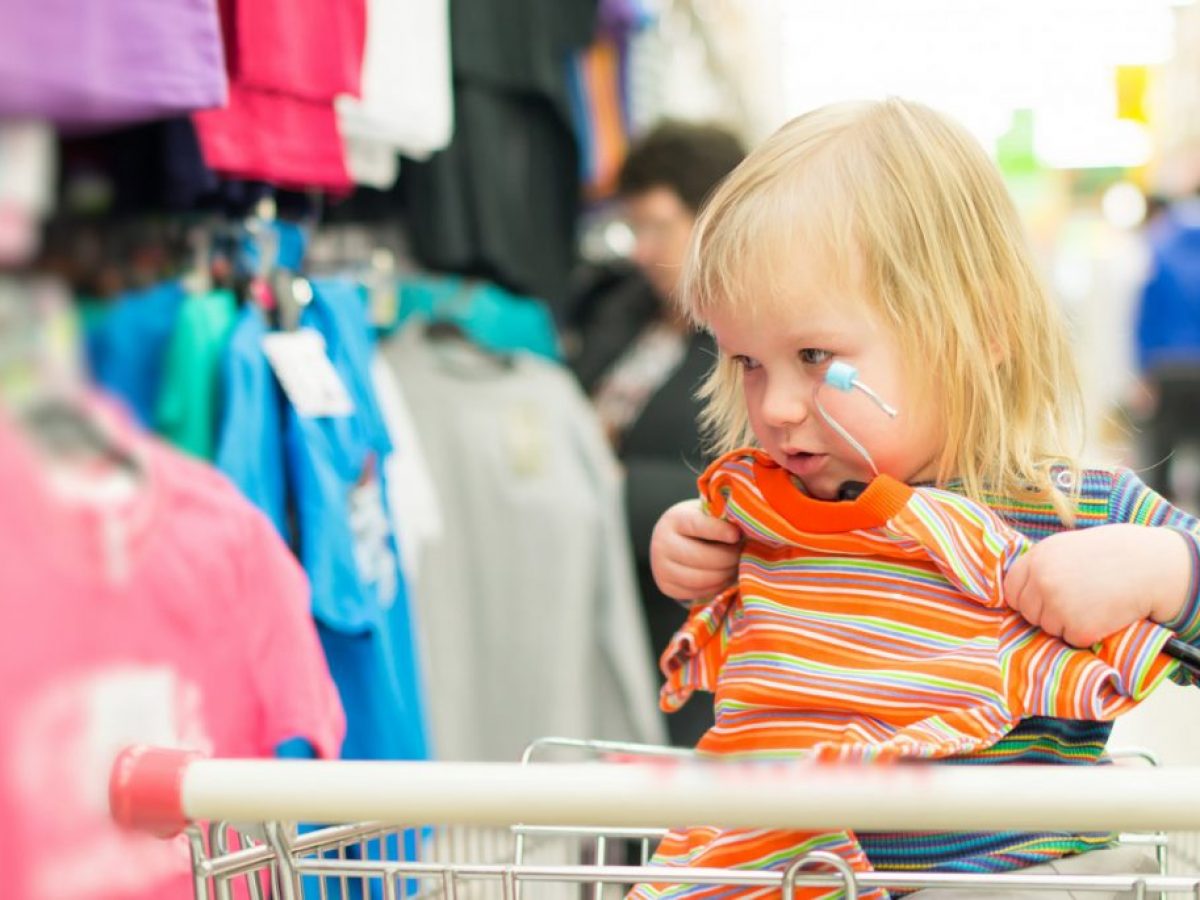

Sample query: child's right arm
[650,499,742,601]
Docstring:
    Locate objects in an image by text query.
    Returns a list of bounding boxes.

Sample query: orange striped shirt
[630,450,1176,900]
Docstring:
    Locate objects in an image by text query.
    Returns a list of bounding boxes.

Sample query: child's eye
[800,348,832,365]
[731,354,761,371]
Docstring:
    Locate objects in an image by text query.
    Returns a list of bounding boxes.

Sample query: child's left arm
[1002,469,1200,660]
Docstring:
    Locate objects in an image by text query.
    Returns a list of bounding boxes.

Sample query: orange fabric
[632,449,1176,900]
[743,458,913,533]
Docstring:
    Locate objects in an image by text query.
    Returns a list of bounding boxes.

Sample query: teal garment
[390,277,560,361]
[155,289,238,459]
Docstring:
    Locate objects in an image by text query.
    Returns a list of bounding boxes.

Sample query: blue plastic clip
[825,360,858,392]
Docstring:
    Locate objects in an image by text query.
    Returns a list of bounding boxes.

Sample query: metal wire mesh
[179,740,1200,900]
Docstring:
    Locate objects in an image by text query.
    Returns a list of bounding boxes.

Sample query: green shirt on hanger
[155,288,238,459]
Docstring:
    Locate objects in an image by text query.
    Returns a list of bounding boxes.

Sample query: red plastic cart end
[109,745,201,838]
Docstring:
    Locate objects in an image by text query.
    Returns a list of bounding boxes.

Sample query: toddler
[637,98,1200,899]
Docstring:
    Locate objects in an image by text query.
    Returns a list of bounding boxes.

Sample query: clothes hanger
[261,199,317,332]
[0,276,140,476]
[239,197,310,332]
[181,221,215,296]
[414,276,512,368]
[423,313,516,371]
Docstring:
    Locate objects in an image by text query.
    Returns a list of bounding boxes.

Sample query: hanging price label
[262,328,355,418]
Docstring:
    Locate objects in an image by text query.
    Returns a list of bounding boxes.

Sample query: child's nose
[760,377,810,429]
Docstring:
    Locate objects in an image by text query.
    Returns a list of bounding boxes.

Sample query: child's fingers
[674,536,740,572]
[651,500,742,600]
[667,570,729,596]
[1040,611,1066,641]
[679,511,742,545]
[1001,554,1029,607]
[1002,554,1043,627]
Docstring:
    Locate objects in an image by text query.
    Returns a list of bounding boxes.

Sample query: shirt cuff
[1164,528,1200,643]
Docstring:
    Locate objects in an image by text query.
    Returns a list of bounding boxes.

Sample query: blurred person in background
[566,121,745,747]
[1134,192,1200,510]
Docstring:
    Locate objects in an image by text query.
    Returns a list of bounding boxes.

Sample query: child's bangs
[680,146,862,327]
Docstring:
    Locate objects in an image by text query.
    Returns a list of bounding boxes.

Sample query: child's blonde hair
[680,97,1084,519]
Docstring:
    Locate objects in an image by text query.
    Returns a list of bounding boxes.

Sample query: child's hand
[650,499,743,601]
[1002,525,1192,647]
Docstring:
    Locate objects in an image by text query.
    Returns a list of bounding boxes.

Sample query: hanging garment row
[0,231,666,898]
[4,0,679,320]
[0,0,452,194]
[0,278,346,900]
[75,219,667,765]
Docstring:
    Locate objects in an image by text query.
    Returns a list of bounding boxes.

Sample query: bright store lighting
[1053,254,1094,304]
[1102,181,1149,229]
[1035,119,1154,170]
[775,0,1178,168]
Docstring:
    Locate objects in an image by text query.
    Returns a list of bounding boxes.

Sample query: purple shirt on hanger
[0,0,228,125]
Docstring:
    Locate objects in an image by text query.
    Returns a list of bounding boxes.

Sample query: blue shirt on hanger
[215,283,429,765]
[85,280,186,427]
[213,226,427,899]
[291,276,430,763]
[214,305,290,539]
[292,277,431,900]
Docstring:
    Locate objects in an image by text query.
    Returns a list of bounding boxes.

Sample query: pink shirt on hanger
[0,407,345,900]
[194,84,353,192]
[191,0,364,191]
[232,0,366,102]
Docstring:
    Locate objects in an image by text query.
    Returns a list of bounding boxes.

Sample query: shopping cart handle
[109,745,203,838]
[110,750,1200,833]
[1165,636,1200,678]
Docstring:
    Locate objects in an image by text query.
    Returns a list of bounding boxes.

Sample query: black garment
[57,119,302,219]
[400,0,598,311]
[401,87,581,308]
[568,263,717,747]
[567,260,660,391]
[59,119,216,215]
[451,0,597,108]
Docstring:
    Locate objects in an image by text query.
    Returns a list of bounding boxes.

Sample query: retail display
[0,2,693,897]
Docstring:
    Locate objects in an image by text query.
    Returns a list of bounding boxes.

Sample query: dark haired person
[567,120,745,747]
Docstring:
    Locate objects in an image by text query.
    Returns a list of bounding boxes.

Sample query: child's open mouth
[783,451,828,478]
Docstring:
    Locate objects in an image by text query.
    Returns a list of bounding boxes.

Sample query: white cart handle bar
[109,745,1200,838]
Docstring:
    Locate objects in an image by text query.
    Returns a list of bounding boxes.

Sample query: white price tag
[262,328,355,418]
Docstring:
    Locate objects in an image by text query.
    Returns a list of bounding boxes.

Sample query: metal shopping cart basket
[109,737,1200,899]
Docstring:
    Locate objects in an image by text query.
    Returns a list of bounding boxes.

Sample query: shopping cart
[109,737,1200,899]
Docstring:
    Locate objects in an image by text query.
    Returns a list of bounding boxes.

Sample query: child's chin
[797,468,870,502]
[791,472,842,501]
[803,479,842,501]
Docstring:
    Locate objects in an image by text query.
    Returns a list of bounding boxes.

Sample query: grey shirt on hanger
[379,321,667,761]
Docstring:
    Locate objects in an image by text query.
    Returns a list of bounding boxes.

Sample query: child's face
[707,287,945,500]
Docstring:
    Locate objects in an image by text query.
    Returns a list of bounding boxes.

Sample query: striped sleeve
[1090,620,1178,711]
[891,489,1030,609]
[658,587,740,713]
[1109,468,1200,685]
[1004,615,1178,721]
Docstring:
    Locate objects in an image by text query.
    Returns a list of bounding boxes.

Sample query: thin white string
[813,378,898,477]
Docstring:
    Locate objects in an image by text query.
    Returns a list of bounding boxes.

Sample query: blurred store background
[3,2,1200,897]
